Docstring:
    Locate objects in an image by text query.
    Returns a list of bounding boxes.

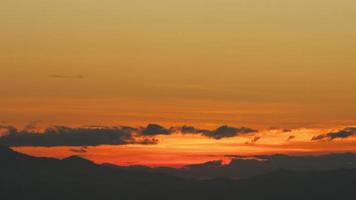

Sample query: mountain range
[1,146,356,200]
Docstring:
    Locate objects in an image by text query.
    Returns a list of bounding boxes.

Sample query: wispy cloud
[312,127,356,141]
[23,120,41,131]
[49,74,84,79]
[245,136,262,145]
[286,135,296,141]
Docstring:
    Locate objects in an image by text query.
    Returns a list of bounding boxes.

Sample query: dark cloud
[180,125,207,134]
[245,136,261,145]
[179,125,258,139]
[135,138,159,145]
[70,146,88,153]
[204,125,257,139]
[286,135,296,141]
[23,120,41,131]
[0,126,149,147]
[179,125,210,135]
[283,129,292,133]
[0,123,258,146]
[251,136,261,143]
[269,127,292,133]
[49,74,84,79]
[140,124,172,136]
[312,127,356,141]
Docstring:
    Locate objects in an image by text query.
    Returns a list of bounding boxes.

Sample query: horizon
[1,123,356,167]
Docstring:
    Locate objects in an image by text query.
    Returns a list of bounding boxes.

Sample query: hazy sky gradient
[1,0,356,128]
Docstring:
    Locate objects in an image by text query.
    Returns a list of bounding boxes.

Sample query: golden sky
[1,0,356,166]
[13,127,356,167]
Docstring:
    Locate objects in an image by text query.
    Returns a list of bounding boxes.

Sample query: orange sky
[11,127,356,167]
[1,0,356,167]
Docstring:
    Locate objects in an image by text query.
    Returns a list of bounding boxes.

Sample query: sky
[1,0,356,167]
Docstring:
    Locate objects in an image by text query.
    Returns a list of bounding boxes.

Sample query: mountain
[1,146,356,200]
[123,153,356,180]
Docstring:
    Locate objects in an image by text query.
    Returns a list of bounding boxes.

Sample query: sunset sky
[1,0,356,167]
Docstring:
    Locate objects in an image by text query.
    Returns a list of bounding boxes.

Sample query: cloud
[23,120,41,131]
[140,124,172,136]
[286,135,296,141]
[312,127,356,141]
[179,125,258,139]
[70,146,88,153]
[0,125,18,135]
[49,74,84,79]
[180,125,208,134]
[251,136,261,143]
[0,123,259,146]
[0,126,151,147]
[135,138,159,145]
[245,136,261,145]
[283,129,292,133]
[203,125,257,139]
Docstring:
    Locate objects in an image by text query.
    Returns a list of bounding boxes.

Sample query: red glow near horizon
[12,128,356,168]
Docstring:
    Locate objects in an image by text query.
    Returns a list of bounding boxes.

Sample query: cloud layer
[0,124,259,147]
[0,126,137,147]
[312,127,356,141]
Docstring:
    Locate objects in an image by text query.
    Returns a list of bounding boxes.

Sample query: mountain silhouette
[62,155,96,166]
[1,146,356,200]
[123,153,356,180]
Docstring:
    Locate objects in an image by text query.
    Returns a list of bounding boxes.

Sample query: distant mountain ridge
[1,146,356,200]
[117,152,356,180]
